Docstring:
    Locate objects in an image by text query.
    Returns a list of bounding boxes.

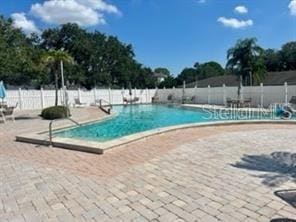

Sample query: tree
[226,38,266,88]
[2,13,296,90]
[158,75,176,88]
[41,24,156,89]
[263,49,282,72]
[199,61,225,79]
[42,50,74,106]
[0,16,41,86]
[176,68,197,85]
[280,41,296,71]
[154,67,170,76]
[175,61,225,86]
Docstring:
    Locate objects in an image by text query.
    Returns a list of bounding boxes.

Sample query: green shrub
[41,106,70,120]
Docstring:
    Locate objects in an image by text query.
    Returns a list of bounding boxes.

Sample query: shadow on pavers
[270,219,296,222]
[231,152,296,187]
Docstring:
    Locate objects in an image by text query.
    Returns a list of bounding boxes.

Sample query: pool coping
[16,114,296,154]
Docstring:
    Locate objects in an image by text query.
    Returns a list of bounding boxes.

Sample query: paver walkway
[0,108,296,221]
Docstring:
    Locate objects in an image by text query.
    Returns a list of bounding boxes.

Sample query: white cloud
[76,0,119,14]
[289,0,296,16]
[11,13,40,35]
[234,5,248,14]
[217,17,253,29]
[30,0,120,26]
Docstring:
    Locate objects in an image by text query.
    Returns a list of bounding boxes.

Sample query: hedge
[41,106,70,120]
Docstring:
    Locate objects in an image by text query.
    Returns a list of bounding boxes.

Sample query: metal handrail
[99,99,112,107]
[99,99,112,114]
[49,117,81,147]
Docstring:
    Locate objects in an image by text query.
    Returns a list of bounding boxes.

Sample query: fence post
[149,88,153,103]
[182,81,186,103]
[108,87,111,104]
[59,89,63,105]
[260,83,264,108]
[172,86,175,100]
[223,84,226,106]
[240,83,244,100]
[78,88,81,101]
[208,85,211,104]
[40,87,44,109]
[194,85,197,103]
[93,87,97,102]
[18,88,23,110]
[284,82,288,104]
[121,88,125,104]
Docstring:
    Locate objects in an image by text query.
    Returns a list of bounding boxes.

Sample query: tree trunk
[55,70,58,106]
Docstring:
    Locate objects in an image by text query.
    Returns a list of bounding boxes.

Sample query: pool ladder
[49,118,81,147]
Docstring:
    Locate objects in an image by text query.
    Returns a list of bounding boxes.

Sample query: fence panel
[155,84,295,107]
[5,84,296,110]
[262,86,285,107]
[5,88,157,110]
[242,86,261,107]
[209,87,224,105]
[288,85,296,104]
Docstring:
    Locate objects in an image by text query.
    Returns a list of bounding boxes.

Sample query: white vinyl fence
[5,88,156,110]
[5,83,296,110]
[156,82,296,108]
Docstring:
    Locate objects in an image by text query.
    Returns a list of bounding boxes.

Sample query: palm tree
[43,50,74,106]
[226,38,266,97]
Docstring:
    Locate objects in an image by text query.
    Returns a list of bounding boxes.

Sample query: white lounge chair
[288,96,296,111]
[123,97,139,104]
[0,101,7,108]
[74,98,87,108]
[0,108,5,123]
[0,103,17,123]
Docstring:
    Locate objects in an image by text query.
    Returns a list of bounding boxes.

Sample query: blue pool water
[55,104,279,142]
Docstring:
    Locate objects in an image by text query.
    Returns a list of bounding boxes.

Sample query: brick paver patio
[0,108,296,221]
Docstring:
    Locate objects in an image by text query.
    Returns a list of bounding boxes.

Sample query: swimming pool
[55,104,281,142]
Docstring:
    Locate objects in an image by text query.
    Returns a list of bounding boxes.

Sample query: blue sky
[1,0,295,75]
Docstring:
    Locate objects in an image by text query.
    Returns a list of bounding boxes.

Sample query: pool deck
[15,104,296,154]
[1,107,296,221]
